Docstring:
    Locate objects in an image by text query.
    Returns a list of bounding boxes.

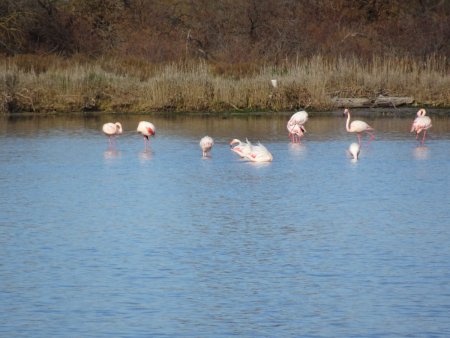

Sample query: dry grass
[0,54,449,114]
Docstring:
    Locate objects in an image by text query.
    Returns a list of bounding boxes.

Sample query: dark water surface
[1,113,450,337]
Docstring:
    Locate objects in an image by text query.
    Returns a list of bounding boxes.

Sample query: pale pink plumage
[287,111,308,143]
[200,136,214,157]
[344,108,375,145]
[411,109,432,144]
[102,122,122,148]
[348,142,360,161]
[137,121,156,150]
[243,141,273,162]
[230,138,252,158]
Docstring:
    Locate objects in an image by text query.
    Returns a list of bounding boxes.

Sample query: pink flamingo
[287,110,308,143]
[244,142,273,162]
[137,121,156,150]
[411,108,432,144]
[348,142,360,161]
[199,136,214,157]
[344,108,375,145]
[102,122,123,148]
[287,123,306,143]
[230,138,252,158]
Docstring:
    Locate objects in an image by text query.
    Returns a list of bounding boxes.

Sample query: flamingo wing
[350,120,372,132]
[411,116,432,132]
[102,123,117,135]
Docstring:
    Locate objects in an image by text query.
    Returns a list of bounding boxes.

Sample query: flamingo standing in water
[411,108,432,144]
[287,110,308,143]
[102,122,123,148]
[344,108,375,145]
[137,121,156,150]
[230,138,252,158]
[348,142,360,161]
[199,136,214,157]
[287,124,306,143]
[244,142,273,162]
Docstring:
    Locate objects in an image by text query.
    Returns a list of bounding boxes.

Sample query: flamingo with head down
[287,110,308,143]
[344,108,375,145]
[411,108,432,144]
[102,122,123,148]
[137,121,156,150]
[348,142,360,161]
[287,124,306,143]
[199,136,214,157]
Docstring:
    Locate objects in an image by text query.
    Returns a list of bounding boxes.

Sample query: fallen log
[332,96,414,108]
[373,95,414,107]
[331,97,372,108]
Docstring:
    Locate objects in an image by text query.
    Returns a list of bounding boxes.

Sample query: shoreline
[3,106,450,119]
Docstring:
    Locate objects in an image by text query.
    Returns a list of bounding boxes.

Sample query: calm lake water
[1,112,450,337]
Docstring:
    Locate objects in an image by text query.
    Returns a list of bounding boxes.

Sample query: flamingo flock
[102,108,432,162]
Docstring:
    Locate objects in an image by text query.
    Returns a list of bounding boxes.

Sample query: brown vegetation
[0,0,449,113]
[1,54,448,114]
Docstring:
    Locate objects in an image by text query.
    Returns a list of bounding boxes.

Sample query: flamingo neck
[346,112,351,131]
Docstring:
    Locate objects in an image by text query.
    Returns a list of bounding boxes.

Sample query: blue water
[1,114,450,337]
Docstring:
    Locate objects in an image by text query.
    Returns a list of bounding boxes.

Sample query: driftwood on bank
[332,95,414,108]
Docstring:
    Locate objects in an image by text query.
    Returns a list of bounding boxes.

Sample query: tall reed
[0,54,448,114]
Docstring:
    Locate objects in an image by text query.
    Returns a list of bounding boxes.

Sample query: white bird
[230,138,252,158]
[287,110,308,143]
[344,108,375,145]
[287,123,306,143]
[102,122,122,148]
[289,110,309,125]
[271,79,278,88]
[244,142,273,162]
[137,121,156,149]
[411,108,432,144]
[348,142,360,161]
[199,136,214,157]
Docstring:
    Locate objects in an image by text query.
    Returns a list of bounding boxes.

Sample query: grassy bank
[1,55,449,114]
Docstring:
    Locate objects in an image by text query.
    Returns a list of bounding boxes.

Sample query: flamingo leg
[421,130,427,145]
[366,131,375,144]
[108,136,116,150]
[357,133,361,145]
